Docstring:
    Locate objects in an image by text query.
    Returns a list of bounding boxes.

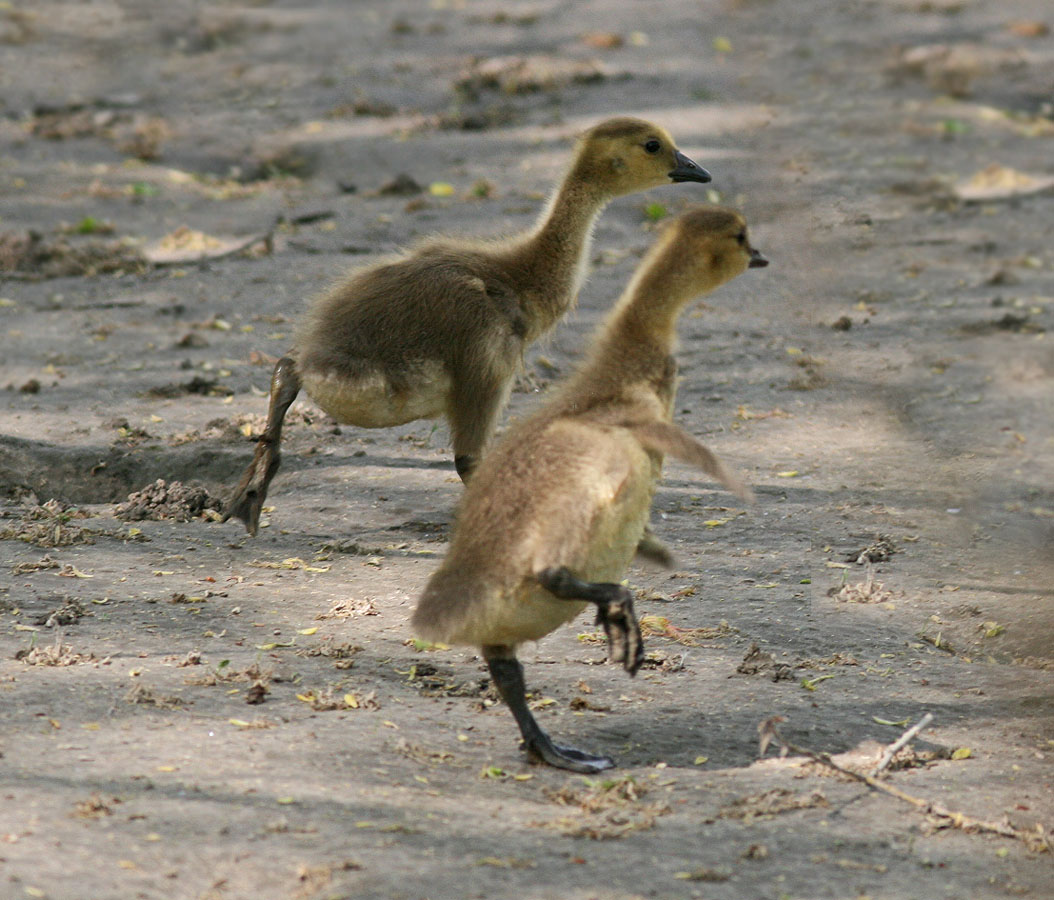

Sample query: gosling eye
[644,138,662,154]
[736,231,747,246]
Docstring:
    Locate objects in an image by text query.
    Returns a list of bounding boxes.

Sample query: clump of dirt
[847,535,898,564]
[736,643,795,681]
[114,478,223,522]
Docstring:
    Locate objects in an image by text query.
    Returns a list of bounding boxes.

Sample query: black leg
[536,567,645,676]
[454,454,476,483]
[483,646,615,774]
[222,355,301,536]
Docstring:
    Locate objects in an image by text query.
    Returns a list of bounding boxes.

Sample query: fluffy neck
[508,164,610,336]
[549,237,713,421]
[601,235,710,357]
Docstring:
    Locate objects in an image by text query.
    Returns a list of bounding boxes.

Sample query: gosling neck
[604,251,709,357]
[516,173,610,331]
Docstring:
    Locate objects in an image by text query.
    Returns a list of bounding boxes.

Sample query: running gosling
[222,118,711,535]
[412,206,768,773]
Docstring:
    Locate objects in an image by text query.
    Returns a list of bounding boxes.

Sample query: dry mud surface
[1,2,1053,899]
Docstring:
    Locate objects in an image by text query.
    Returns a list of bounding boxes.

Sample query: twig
[757,716,1051,849]
[870,712,934,777]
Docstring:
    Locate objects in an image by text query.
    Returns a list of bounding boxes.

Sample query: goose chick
[412,206,768,772]
[223,117,711,535]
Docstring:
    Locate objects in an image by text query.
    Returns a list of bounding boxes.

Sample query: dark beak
[668,149,711,184]
[748,247,769,268]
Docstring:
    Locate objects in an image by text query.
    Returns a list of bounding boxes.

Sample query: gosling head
[665,205,768,293]
[572,117,712,197]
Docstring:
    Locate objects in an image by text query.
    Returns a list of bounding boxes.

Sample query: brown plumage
[412,205,768,772]
[222,117,711,535]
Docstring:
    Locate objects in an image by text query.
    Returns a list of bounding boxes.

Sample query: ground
[1,1,1052,899]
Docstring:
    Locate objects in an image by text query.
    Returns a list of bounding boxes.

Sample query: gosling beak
[668,150,711,184]
[748,247,769,268]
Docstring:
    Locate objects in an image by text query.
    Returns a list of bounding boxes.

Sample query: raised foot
[525,738,615,773]
[221,440,280,536]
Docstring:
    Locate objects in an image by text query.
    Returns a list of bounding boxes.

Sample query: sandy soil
[1,1,1052,898]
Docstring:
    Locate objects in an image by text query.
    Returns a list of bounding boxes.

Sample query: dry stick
[760,717,1050,849]
[870,712,934,777]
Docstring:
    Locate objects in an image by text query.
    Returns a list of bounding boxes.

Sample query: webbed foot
[222,439,280,536]
[525,736,615,773]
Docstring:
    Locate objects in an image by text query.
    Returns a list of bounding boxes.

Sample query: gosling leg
[222,355,301,536]
[635,526,675,569]
[536,567,645,675]
[448,372,511,484]
[483,645,615,774]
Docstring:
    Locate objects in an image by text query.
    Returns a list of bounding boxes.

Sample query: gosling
[412,206,768,773]
[223,117,711,535]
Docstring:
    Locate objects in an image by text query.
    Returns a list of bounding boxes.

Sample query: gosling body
[223,118,711,534]
[413,206,768,772]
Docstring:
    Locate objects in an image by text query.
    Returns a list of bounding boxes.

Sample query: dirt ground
[1,1,1053,898]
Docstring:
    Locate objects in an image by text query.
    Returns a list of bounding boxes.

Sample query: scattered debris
[143,224,274,265]
[1,499,96,548]
[955,164,1054,203]
[0,229,147,279]
[16,637,95,666]
[457,55,610,95]
[756,715,1051,851]
[887,43,1026,97]
[537,775,670,839]
[114,479,223,522]
[71,795,117,819]
[919,631,955,654]
[639,616,735,646]
[391,739,456,765]
[961,312,1045,335]
[836,566,898,604]
[315,598,379,619]
[146,375,233,398]
[124,684,188,709]
[674,866,732,882]
[718,788,830,823]
[12,554,61,574]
